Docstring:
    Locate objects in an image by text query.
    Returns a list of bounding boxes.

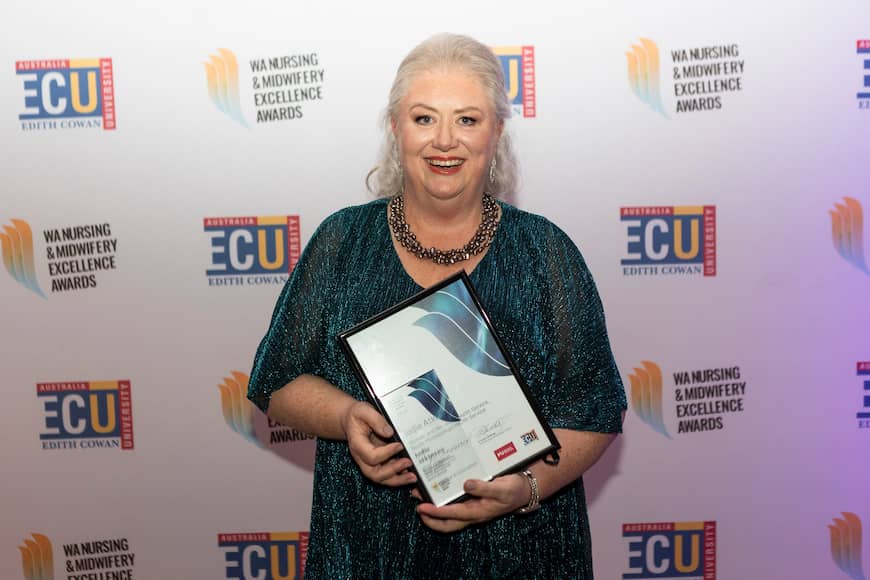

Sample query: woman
[248,33,626,578]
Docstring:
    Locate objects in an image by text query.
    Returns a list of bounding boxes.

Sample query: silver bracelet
[515,469,541,514]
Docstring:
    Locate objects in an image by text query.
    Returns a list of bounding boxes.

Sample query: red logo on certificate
[494,442,517,461]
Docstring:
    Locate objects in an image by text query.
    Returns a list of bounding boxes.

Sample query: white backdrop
[2,1,869,578]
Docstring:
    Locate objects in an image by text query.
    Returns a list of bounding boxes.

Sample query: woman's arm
[266,374,418,487]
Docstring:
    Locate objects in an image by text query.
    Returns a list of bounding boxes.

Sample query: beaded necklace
[387,194,499,265]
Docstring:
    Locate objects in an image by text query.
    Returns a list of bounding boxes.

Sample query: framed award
[339,271,559,507]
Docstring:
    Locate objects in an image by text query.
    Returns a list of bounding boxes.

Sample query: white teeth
[428,159,463,167]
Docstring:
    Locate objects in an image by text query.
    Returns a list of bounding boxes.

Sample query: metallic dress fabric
[248,198,627,579]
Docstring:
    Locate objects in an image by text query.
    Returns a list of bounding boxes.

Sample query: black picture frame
[338,271,560,506]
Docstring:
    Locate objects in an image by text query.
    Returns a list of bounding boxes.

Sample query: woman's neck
[401,190,484,249]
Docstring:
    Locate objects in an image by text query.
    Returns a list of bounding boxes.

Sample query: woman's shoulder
[498,199,577,249]
[320,198,388,228]
[310,198,388,240]
[294,198,388,265]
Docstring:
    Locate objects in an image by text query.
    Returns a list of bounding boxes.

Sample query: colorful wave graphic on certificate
[412,282,511,377]
[404,369,461,422]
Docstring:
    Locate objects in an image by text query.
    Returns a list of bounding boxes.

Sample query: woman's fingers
[342,401,416,486]
[350,401,394,439]
[418,512,466,533]
[348,435,404,467]
[414,474,529,531]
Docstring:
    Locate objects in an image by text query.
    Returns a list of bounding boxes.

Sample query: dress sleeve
[246,213,342,413]
[543,225,627,433]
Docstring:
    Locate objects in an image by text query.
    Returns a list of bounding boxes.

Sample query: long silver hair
[366,33,519,199]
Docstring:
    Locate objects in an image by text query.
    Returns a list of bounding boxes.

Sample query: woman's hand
[341,400,417,487]
[412,473,530,533]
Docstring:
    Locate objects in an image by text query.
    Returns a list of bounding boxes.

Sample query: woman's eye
[458,116,477,126]
[414,115,433,125]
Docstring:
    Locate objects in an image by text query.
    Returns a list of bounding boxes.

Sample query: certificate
[339,272,559,507]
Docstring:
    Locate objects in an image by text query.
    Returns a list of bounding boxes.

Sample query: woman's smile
[425,156,465,174]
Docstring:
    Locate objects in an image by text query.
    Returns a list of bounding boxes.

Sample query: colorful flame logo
[628,360,671,438]
[218,371,259,445]
[19,533,53,580]
[204,48,248,127]
[830,197,869,274]
[0,219,45,297]
[829,512,866,580]
[626,38,667,117]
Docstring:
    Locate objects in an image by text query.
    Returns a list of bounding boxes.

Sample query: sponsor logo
[37,381,134,450]
[621,206,716,277]
[20,534,136,579]
[626,38,667,117]
[205,49,326,125]
[623,521,716,579]
[493,46,535,118]
[857,362,870,429]
[626,361,747,436]
[520,429,539,445]
[858,40,870,109]
[219,371,259,445]
[830,197,869,274]
[19,533,53,580]
[494,441,516,461]
[219,532,308,580]
[828,513,866,580]
[17,58,115,130]
[218,371,314,446]
[204,216,301,287]
[627,40,745,116]
[1,219,46,297]
[0,219,119,296]
[628,361,671,438]
[205,49,248,127]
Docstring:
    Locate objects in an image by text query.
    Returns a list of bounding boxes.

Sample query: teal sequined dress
[248,198,626,579]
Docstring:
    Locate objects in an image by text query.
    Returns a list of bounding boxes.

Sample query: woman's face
[393,67,502,204]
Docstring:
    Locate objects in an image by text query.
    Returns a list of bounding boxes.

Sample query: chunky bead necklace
[388,194,500,265]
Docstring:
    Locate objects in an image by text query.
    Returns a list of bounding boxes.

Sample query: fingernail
[465,480,477,492]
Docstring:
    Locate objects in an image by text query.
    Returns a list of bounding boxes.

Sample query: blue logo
[623,521,717,579]
[492,46,536,118]
[621,205,717,277]
[16,58,116,130]
[37,381,134,450]
[413,280,511,376]
[858,362,870,429]
[858,40,870,108]
[204,215,301,286]
[219,532,307,579]
[403,369,460,422]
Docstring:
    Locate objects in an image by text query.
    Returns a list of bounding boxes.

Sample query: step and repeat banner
[2,1,868,578]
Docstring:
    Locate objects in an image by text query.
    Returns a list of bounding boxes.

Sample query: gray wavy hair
[366,33,519,199]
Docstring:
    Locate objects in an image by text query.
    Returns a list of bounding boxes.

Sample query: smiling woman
[368,35,518,203]
[395,67,501,202]
[247,32,626,579]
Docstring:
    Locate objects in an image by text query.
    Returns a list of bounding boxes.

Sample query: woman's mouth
[426,157,464,174]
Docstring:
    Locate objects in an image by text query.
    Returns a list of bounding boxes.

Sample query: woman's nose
[432,122,456,150]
